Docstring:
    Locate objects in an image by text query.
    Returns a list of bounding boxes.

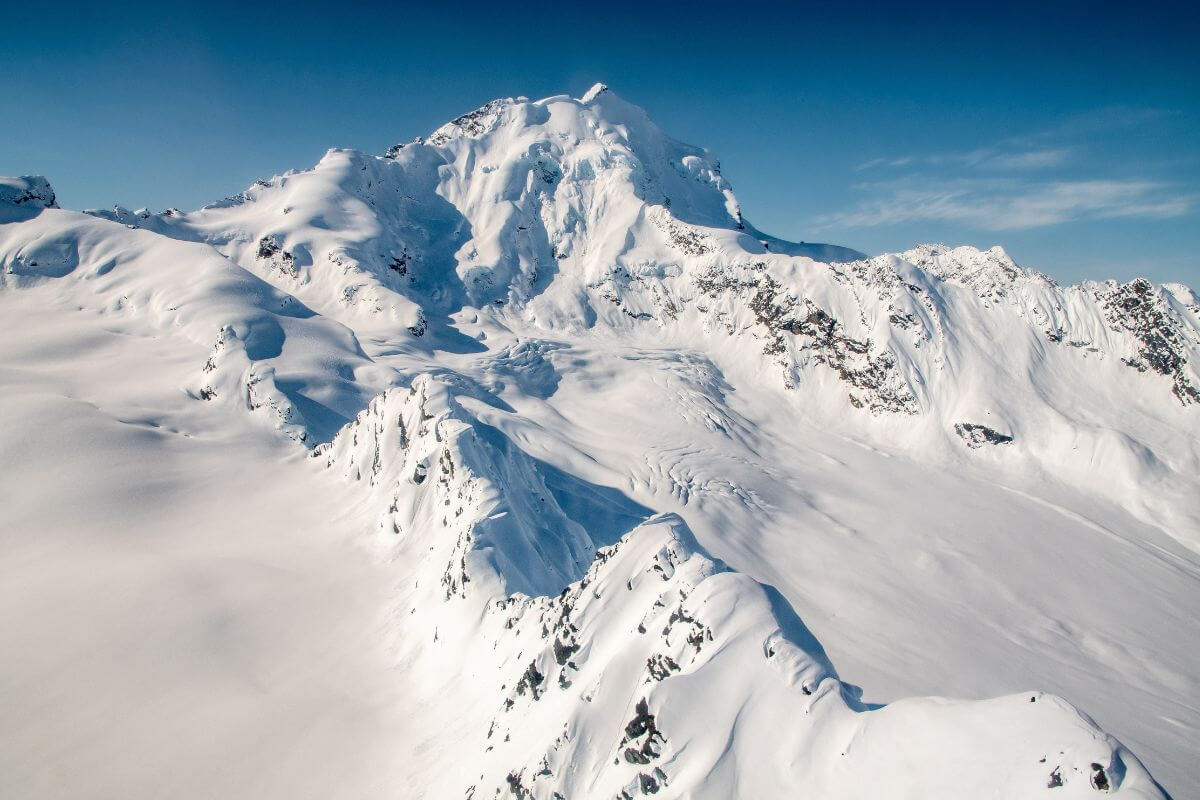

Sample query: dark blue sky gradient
[4,1,1198,284]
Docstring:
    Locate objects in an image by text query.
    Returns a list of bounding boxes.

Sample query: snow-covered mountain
[2,86,1197,799]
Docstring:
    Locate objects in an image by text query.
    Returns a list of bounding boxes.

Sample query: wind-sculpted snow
[2,83,1198,797]
[901,242,1053,304]
[315,371,1168,799]
[0,203,393,442]
[896,243,1200,406]
[314,374,596,598]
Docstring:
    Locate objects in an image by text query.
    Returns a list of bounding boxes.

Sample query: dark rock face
[955,423,1014,448]
[1100,279,1200,405]
[696,262,919,414]
[515,661,546,700]
[256,236,298,277]
[621,699,666,766]
[428,99,508,146]
[256,236,281,259]
[407,312,427,337]
[645,654,680,682]
[553,637,579,666]
[654,214,714,256]
[660,605,712,654]
[638,768,668,794]
[504,770,532,799]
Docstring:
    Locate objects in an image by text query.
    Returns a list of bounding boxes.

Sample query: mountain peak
[899,242,1055,299]
[580,82,609,103]
[0,176,57,210]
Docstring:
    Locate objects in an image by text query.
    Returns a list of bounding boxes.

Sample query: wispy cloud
[834,106,1197,233]
[856,146,1072,172]
[815,177,1197,230]
[986,148,1073,169]
[856,105,1183,175]
[1032,105,1182,139]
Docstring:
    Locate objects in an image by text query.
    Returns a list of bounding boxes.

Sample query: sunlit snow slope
[2,84,1197,799]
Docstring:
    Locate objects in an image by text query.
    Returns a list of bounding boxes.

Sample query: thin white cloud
[856,104,1182,174]
[856,155,916,170]
[1032,105,1181,140]
[985,148,1072,169]
[856,147,1071,172]
[816,178,1197,230]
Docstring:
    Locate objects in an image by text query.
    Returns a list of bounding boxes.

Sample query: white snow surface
[2,85,1198,798]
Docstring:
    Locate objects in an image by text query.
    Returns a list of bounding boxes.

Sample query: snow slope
[0,284,409,799]
[2,83,1197,798]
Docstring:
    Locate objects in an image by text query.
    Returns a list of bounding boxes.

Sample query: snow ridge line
[315,373,1168,799]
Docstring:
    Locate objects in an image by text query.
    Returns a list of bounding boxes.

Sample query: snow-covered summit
[76,86,864,338]
[0,175,57,210]
[900,242,1056,298]
[580,81,609,103]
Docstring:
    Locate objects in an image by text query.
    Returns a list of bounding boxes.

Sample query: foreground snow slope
[310,375,1170,798]
[2,84,1197,797]
[0,287,411,799]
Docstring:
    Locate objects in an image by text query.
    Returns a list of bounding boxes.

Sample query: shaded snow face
[0,175,57,220]
[0,83,1196,799]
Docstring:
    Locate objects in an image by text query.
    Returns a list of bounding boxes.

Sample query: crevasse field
[1,85,1197,798]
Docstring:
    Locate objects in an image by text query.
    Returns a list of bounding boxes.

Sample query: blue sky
[4,1,1198,285]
